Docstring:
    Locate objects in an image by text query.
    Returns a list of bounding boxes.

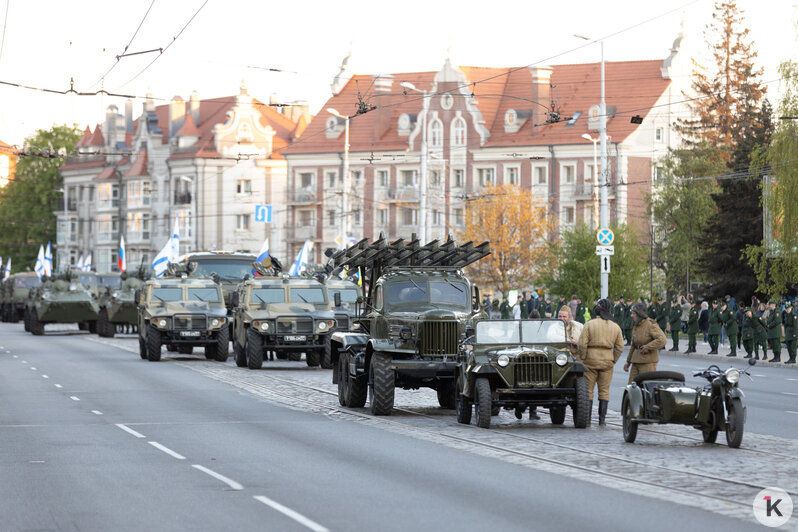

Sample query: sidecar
[621,371,696,442]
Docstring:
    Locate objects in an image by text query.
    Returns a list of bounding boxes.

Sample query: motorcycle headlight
[725,368,740,385]
[497,354,510,367]
[555,353,568,367]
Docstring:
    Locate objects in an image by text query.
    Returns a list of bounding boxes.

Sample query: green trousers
[768,338,782,358]
[708,334,719,352]
[671,330,679,349]
[727,334,737,351]
[755,337,767,357]
[743,339,754,356]
[688,334,697,351]
[787,340,796,360]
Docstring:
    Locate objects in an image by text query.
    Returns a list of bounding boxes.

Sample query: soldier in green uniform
[753,305,768,360]
[554,296,567,317]
[621,296,633,345]
[707,300,722,354]
[766,300,782,362]
[667,299,681,351]
[685,299,699,353]
[499,296,511,319]
[575,297,586,325]
[741,307,756,359]
[785,302,797,364]
[721,301,739,357]
[612,298,624,328]
[647,299,658,328]
[656,297,668,334]
[520,293,529,319]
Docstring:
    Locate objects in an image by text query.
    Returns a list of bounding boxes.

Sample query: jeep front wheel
[246,328,264,369]
[209,326,229,362]
[369,352,394,415]
[455,374,472,425]
[234,338,247,367]
[474,377,492,429]
[30,310,44,336]
[306,349,321,367]
[138,335,147,360]
[146,324,162,361]
[572,376,590,428]
[549,405,566,425]
[436,380,456,409]
[321,338,333,369]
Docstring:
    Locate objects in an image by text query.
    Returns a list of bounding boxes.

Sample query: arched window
[429,119,443,147]
[451,117,466,146]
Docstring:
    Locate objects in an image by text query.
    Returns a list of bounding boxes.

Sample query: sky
[0,0,795,147]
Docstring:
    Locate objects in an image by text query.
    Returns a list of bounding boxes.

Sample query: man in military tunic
[754,301,768,360]
[655,297,668,334]
[766,300,782,362]
[668,299,681,351]
[784,302,797,364]
[685,299,699,353]
[624,303,667,383]
[575,297,586,324]
[578,298,624,425]
[721,301,739,357]
[741,307,756,359]
[707,300,722,354]
[612,298,624,327]
[621,297,633,345]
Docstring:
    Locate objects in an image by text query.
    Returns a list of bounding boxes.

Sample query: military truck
[328,234,490,415]
[24,273,100,336]
[97,272,146,337]
[321,278,362,368]
[136,265,229,362]
[2,272,41,322]
[181,251,256,312]
[232,258,337,369]
[455,319,589,429]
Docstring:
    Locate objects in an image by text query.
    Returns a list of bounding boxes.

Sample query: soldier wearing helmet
[624,303,667,383]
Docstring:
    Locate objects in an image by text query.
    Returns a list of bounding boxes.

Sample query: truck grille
[277,317,313,334]
[419,321,458,356]
[335,314,349,331]
[174,314,206,330]
[514,353,551,387]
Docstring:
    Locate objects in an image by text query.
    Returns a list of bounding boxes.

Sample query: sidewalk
[655,336,798,370]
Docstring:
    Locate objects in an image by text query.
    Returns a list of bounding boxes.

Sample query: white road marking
[192,465,244,490]
[54,384,62,388]
[253,495,329,532]
[12,355,17,358]
[115,424,145,439]
[786,411,798,415]
[30,367,36,371]
[782,392,798,397]
[753,374,766,377]
[787,378,798,382]
[91,410,103,416]
[41,375,49,379]
[70,396,80,401]
[148,441,186,460]
[21,360,26,364]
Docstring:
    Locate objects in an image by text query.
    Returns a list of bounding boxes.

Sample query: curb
[656,343,798,370]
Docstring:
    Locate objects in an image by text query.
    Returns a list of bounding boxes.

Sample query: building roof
[87,126,105,147]
[76,126,93,147]
[123,150,148,178]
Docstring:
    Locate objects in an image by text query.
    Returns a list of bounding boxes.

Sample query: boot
[786,356,796,364]
[727,346,737,357]
[586,400,593,426]
[744,353,752,359]
[598,400,609,425]
[770,355,782,363]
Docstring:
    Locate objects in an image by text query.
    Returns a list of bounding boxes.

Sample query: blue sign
[597,228,614,246]
[254,205,272,223]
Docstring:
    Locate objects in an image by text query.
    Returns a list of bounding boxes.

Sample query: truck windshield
[387,280,469,308]
[152,288,182,302]
[79,275,96,288]
[251,288,284,304]
[15,277,41,288]
[187,288,220,302]
[329,288,359,303]
[190,259,254,281]
[98,275,121,289]
[290,288,326,304]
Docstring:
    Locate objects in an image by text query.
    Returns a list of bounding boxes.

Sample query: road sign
[601,255,611,273]
[254,205,272,223]
[597,228,614,246]
[595,245,615,256]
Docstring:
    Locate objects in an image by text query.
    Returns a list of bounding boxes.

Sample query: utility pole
[400,82,428,243]
[599,40,609,300]
[327,108,349,247]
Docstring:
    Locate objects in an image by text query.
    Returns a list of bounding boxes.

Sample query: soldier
[554,296,567,317]
[668,299,681,351]
[721,301,739,357]
[754,300,768,360]
[656,297,668,334]
[499,296,511,320]
[741,307,756,359]
[647,298,658,325]
[612,297,624,327]
[577,298,624,426]
[575,297,586,325]
[766,300,782,362]
[784,302,797,364]
[520,293,529,319]
[624,303,667,383]
[707,300,722,354]
[685,298,699,354]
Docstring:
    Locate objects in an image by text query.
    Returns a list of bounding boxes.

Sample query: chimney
[372,74,394,138]
[105,104,119,147]
[189,91,200,126]
[125,100,134,133]
[169,95,185,138]
[529,66,553,131]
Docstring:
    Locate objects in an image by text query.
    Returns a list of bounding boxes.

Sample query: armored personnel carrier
[2,272,41,322]
[25,272,100,336]
[97,271,146,337]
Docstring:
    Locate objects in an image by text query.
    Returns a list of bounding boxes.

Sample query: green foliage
[541,222,648,302]
[0,125,80,273]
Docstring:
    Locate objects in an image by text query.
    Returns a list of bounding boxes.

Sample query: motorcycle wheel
[725,398,744,448]
[622,394,637,443]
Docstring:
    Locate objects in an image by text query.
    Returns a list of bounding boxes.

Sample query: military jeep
[328,234,489,415]
[181,251,256,313]
[456,319,589,429]
[2,272,41,322]
[232,268,337,369]
[136,270,229,362]
[321,278,362,368]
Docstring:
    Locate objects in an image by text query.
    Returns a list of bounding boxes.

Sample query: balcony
[289,225,315,241]
[126,231,150,243]
[97,199,120,211]
[97,231,119,244]
[387,186,419,202]
[174,192,192,205]
[287,187,319,204]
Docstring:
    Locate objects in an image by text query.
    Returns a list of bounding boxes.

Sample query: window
[353,209,361,226]
[69,219,77,242]
[585,164,595,182]
[300,210,315,227]
[327,171,337,187]
[378,209,387,226]
[432,210,441,226]
[402,208,417,226]
[174,179,191,204]
[236,214,250,231]
[505,167,519,186]
[127,212,150,240]
[654,166,665,181]
[327,210,336,227]
[454,208,464,227]
[477,168,495,187]
[429,119,443,147]
[97,215,119,242]
[351,170,362,181]
[453,169,464,188]
[236,180,251,195]
[402,170,418,187]
[452,117,466,146]
[300,172,314,188]
[377,170,388,187]
[563,206,575,225]
[535,167,547,185]
[563,165,574,184]
[67,186,77,211]
[127,181,151,208]
[655,127,663,142]
[97,183,120,209]
[430,171,440,187]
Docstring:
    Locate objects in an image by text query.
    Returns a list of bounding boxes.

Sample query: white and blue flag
[256,238,269,263]
[83,252,92,272]
[34,245,45,278]
[4,257,9,280]
[288,239,311,276]
[76,255,84,271]
[44,242,53,277]
[152,216,180,277]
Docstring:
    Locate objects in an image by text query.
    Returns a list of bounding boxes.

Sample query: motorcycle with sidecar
[621,360,754,448]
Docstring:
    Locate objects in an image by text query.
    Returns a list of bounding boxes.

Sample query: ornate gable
[213,83,276,158]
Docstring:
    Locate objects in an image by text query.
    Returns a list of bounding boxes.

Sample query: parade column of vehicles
[1,272,41,322]
[23,272,100,335]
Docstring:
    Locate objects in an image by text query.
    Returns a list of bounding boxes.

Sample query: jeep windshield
[190,259,253,281]
[98,275,121,289]
[187,287,220,302]
[386,280,469,309]
[79,275,97,288]
[329,288,358,304]
[152,288,182,302]
[15,277,41,288]
[290,288,326,305]
[251,288,284,304]
[476,320,566,344]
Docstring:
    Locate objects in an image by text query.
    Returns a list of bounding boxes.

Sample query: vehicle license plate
[180,331,201,337]
[285,335,306,342]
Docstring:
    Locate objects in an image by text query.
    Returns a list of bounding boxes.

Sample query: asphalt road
[0,323,769,531]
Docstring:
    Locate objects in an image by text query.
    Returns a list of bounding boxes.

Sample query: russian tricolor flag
[118,235,126,272]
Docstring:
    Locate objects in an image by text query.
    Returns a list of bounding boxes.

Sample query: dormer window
[504,109,532,133]
[398,113,416,136]
[325,116,345,138]
[441,93,453,110]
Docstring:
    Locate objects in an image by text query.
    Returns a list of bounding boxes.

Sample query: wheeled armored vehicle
[321,278,362,368]
[456,319,589,429]
[97,272,146,337]
[24,273,99,335]
[181,251,256,313]
[2,272,41,322]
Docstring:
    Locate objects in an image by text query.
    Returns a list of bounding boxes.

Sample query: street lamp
[581,133,599,229]
[327,108,349,248]
[399,81,428,243]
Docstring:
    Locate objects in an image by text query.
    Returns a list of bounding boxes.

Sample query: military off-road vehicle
[24,272,100,336]
[181,251,256,312]
[2,272,41,322]
[455,319,589,429]
[320,278,362,368]
[136,264,229,362]
[328,234,490,415]
[232,257,337,369]
[96,271,146,337]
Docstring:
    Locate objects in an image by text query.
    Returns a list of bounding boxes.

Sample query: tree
[457,184,554,296]
[540,222,648,303]
[0,125,80,273]
[745,61,798,298]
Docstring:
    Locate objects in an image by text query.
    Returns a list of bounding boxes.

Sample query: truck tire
[98,309,115,338]
[30,310,44,336]
[246,328,264,369]
[370,352,394,415]
[549,405,566,425]
[455,374,472,425]
[725,398,744,448]
[23,309,31,332]
[474,378,492,429]
[234,338,247,367]
[622,393,638,443]
[10,306,19,323]
[321,338,333,369]
[212,326,229,362]
[572,376,590,428]
[78,322,88,331]
[138,335,147,359]
[146,324,162,361]
[339,352,367,408]
[306,349,321,367]
[436,381,456,409]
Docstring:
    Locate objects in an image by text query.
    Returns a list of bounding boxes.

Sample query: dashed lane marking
[148,441,186,460]
[191,465,244,491]
[69,396,80,401]
[30,367,36,371]
[21,360,26,364]
[782,392,798,397]
[42,375,48,379]
[253,495,329,532]
[91,410,103,416]
[115,424,145,439]
[787,378,798,382]
[12,355,17,358]
[786,411,798,415]
[54,384,62,389]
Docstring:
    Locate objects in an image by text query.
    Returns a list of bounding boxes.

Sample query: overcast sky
[0,0,795,147]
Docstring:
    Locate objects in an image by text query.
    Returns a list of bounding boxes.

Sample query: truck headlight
[157,318,167,328]
[725,368,740,384]
[210,318,225,328]
[400,326,412,340]
[317,321,328,331]
[253,321,269,331]
[555,354,568,367]
[497,354,510,367]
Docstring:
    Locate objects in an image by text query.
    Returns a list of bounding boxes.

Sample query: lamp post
[399,81,428,243]
[327,108,349,248]
[581,133,599,229]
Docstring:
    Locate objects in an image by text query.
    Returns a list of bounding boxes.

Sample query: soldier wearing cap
[624,302,667,384]
[685,298,699,353]
[574,297,586,324]
[783,302,796,364]
[741,307,757,359]
[668,299,681,351]
[578,298,624,425]
[754,299,768,359]
[707,300,722,354]
[766,300,783,362]
[720,300,739,357]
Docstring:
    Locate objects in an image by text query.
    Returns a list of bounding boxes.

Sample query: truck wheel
[549,406,566,425]
[370,352,394,415]
[213,326,229,362]
[622,394,637,443]
[455,374,472,425]
[339,352,367,408]
[146,324,162,361]
[572,376,590,428]
[275,349,288,360]
[246,328,264,369]
[23,309,31,332]
[436,381,456,409]
[138,335,147,359]
[474,378,492,429]
[321,338,333,369]
[87,321,98,334]
[725,398,744,448]
[30,310,44,336]
[288,352,302,362]
[234,338,247,367]
[98,309,112,338]
[78,322,88,331]
[306,349,321,367]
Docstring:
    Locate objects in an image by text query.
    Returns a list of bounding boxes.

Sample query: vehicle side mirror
[356,296,364,305]
[334,292,342,307]
[134,290,141,305]
[473,286,481,311]
[231,291,239,307]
